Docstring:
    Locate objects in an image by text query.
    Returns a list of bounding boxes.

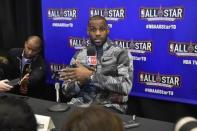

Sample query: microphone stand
[48,83,70,112]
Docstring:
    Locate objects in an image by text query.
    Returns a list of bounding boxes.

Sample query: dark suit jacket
[7,48,46,98]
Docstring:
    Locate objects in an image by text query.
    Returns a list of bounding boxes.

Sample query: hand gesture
[19,73,29,95]
[59,62,93,84]
[0,79,12,92]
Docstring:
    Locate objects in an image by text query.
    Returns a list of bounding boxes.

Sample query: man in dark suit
[7,36,46,98]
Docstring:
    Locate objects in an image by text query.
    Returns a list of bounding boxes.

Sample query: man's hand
[59,62,93,84]
[0,56,9,64]
[19,73,29,94]
[0,79,12,92]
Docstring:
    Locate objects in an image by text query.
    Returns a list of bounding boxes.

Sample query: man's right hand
[0,79,13,92]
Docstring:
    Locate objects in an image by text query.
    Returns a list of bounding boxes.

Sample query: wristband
[89,72,95,81]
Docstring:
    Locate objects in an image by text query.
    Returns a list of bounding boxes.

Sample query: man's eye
[90,28,96,32]
[100,27,106,32]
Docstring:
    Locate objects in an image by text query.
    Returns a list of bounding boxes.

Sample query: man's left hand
[59,62,93,84]
[19,73,29,94]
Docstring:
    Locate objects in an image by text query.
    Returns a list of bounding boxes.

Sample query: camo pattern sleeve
[91,45,133,96]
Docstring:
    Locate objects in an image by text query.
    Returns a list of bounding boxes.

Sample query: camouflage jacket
[62,40,133,113]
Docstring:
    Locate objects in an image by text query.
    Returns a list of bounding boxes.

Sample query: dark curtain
[0,0,42,50]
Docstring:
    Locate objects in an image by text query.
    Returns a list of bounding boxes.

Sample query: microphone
[87,45,97,66]
[55,83,60,103]
[47,82,70,112]
[174,116,197,131]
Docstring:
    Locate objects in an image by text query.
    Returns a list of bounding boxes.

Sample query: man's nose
[95,30,101,36]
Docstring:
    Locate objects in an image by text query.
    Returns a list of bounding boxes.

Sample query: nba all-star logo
[69,37,90,49]
[48,8,77,21]
[139,72,181,88]
[50,63,66,80]
[114,40,152,54]
[140,6,184,21]
[90,8,125,21]
[169,41,197,57]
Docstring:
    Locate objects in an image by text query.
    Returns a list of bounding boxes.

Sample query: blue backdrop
[42,0,197,105]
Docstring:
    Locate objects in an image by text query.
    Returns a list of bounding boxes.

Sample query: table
[0,93,174,131]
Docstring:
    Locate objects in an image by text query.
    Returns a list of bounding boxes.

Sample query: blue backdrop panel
[42,0,197,105]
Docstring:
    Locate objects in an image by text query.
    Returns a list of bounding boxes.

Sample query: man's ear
[24,41,27,47]
[106,28,109,35]
[87,28,90,36]
[36,46,42,54]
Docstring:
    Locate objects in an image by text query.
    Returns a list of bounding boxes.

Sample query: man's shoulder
[32,54,45,65]
[107,42,127,54]
[76,48,87,56]
[107,40,123,49]
[34,54,44,61]
[8,48,23,56]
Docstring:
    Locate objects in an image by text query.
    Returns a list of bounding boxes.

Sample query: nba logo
[87,56,97,65]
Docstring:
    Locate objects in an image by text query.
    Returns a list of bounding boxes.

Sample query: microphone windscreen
[87,46,97,66]
[175,117,197,131]
[55,82,60,90]
[87,46,96,56]
[87,45,97,66]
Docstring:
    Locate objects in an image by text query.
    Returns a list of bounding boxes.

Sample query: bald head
[26,36,42,49]
[24,36,42,59]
